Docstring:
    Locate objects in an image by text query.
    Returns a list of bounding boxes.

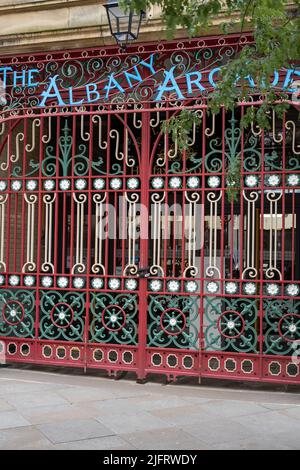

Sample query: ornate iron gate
[0,36,299,384]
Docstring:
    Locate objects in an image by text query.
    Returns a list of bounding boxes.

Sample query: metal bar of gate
[137,105,151,381]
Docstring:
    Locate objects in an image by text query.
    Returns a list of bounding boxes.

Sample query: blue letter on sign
[86,83,100,103]
[28,69,40,87]
[156,67,184,101]
[0,67,12,88]
[104,73,125,99]
[124,66,142,88]
[39,75,65,107]
[208,67,221,88]
[186,72,205,94]
[283,69,300,92]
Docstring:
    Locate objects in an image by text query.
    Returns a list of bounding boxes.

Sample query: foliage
[126,0,299,124]
[123,0,300,199]
[161,109,202,152]
[226,156,242,202]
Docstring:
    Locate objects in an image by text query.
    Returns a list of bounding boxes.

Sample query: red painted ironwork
[0,35,299,385]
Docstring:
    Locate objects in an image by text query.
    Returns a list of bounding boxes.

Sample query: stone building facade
[0,1,299,385]
[0,0,246,54]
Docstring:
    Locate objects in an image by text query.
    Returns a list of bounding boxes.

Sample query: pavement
[0,365,299,450]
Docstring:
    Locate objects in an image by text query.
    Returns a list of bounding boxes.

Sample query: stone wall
[0,1,295,55]
[0,0,170,54]
[0,0,246,54]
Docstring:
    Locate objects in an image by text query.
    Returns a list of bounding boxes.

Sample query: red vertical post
[137,105,150,382]
[199,106,207,379]
[83,110,94,372]
[259,120,265,380]
[35,117,44,352]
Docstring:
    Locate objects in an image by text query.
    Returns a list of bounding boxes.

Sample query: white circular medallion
[127,178,139,189]
[207,176,220,188]
[58,312,66,321]
[151,177,164,189]
[75,179,87,190]
[26,180,37,191]
[93,178,105,190]
[187,176,200,189]
[44,180,55,191]
[110,178,122,190]
[169,177,182,189]
[0,181,7,191]
[59,179,71,190]
[11,180,22,192]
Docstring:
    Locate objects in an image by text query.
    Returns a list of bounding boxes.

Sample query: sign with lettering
[0,43,299,110]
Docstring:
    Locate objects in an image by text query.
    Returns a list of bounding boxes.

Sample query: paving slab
[212,437,293,450]
[264,430,300,450]
[158,384,300,406]
[57,386,150,405]
[0,426,54,450]
[0,378,62,396]
[54,435,136,450]
[0,411,31,430]
[182,418,259,446]
[0,367,299,450]
[96,411,173,434]
[21,403,101,426]
[123,428,210,450]
[37,418,115,444]
[279,406,300,421]
[6,390,69,410]
[232,410,300,436]
[149,404,213,426]
[0,399,14,412]
[191,399,270,419]
[261,402,300,411]
[88,395,191,414]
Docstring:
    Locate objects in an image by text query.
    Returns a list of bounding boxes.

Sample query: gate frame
[0,33,299,385]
